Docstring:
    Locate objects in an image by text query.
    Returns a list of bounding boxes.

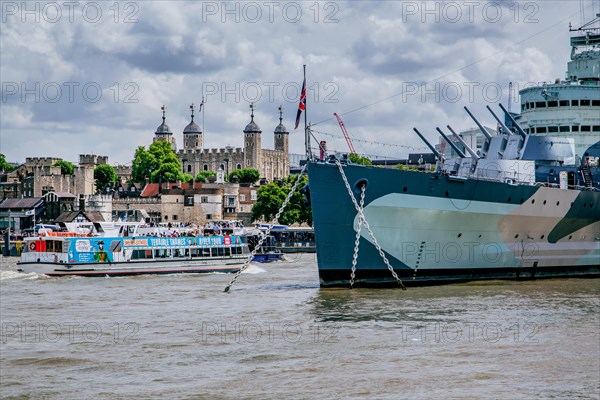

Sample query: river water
[1,254,598,399]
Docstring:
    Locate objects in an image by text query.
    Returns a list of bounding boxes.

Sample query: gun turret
[436,127,466,158]
[498,103,528,139]
[447,125,480,159]
[464,106,493,140]
[413,128,444,161]
[486,105,514,136]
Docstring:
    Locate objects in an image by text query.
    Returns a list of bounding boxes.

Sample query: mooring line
[335,160,406,289]
[224,164,308,293]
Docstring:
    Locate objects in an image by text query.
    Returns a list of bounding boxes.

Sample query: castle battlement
[25,157,62,167]
[79,154,108,166]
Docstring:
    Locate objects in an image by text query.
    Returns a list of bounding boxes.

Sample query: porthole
[403,187,407,192]
[514,234,519,239]
[445,191,449,197]
[543,200,547,205]
[457,233,462,238]
[541,235,545,239]
[556,201,560,206]
[531,199,535,204]
[508,197,512,202]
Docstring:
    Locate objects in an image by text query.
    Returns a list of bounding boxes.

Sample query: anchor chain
[350,184,366,288]
[224,164,308,293]
[335,160,406,290]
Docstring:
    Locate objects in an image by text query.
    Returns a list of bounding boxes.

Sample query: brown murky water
[1,254,598,399]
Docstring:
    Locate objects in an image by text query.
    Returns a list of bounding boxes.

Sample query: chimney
[79,194,85,211]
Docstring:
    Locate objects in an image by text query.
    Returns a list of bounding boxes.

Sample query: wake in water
[0,270,45,281]
[241,264,267,274]
[0,257,45,281]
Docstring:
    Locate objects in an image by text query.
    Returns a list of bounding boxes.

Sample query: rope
[224,164,308,293]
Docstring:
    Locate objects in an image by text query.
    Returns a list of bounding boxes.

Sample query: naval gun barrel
[447,125,479,159]
[464,106,493,140]
[498,103,528,139]
[412,128,444,161]
[486,105,514,136]
[436,127,466,158]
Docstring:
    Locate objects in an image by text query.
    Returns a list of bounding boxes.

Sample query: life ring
[29,242,36,251]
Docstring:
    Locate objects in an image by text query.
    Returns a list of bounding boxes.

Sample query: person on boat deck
[93,241,111,263]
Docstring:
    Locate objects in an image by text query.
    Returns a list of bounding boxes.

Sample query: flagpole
[303,64,311,160]
[202,96,205,136]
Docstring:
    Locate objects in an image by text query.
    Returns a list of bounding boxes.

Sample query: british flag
[294,77,306,130]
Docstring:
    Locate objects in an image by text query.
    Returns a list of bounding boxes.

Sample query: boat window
[572,100,579,106]
[581,126,591,132]
[217,247,225,257]
[521,104,525,111]
[548,126,558,133]
[593,126,600,132]
[547,101,558,108]
[537,127,547,133]
[154,249,168,258]
[224,247,230,257]
[580,100,590,106]
[131,250,145,259]
[203,248,211,257]
[572,126,579,132]
[592,100,600,107]
[535,101,546,108]
[559,126,569,132]
[559,100,569,107]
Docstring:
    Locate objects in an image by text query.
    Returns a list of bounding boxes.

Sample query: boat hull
[17,258,244,277]
[307,162,600,287]
[252,253,284,263]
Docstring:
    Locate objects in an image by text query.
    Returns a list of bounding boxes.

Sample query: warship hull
[307,162,600,287]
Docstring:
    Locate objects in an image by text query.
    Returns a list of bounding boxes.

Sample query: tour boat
[17,233,250,277]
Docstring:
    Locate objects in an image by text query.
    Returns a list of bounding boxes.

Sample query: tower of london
[154,104,289,182]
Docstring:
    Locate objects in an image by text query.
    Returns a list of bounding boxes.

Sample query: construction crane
[333,112,356,154]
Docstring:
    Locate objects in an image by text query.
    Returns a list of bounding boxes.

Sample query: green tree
[0,154,15,172]
[131,141,183,184]
[251,174,311,225]
[151,161,181,183]
[396,163,419,171]
[228,168,260,184]
[181,173,194,183]
[348,153,372,166]
[131,146,157,184]
[94,164,118,193]
[53,160,75,175]
[195,170,216,183]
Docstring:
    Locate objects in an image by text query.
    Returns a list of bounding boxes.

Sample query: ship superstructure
[516,16,600,160]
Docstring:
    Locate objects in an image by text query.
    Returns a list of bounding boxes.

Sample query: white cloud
[0,0,594,164]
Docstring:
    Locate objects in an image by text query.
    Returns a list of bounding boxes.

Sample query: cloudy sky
[1,0,598,165]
